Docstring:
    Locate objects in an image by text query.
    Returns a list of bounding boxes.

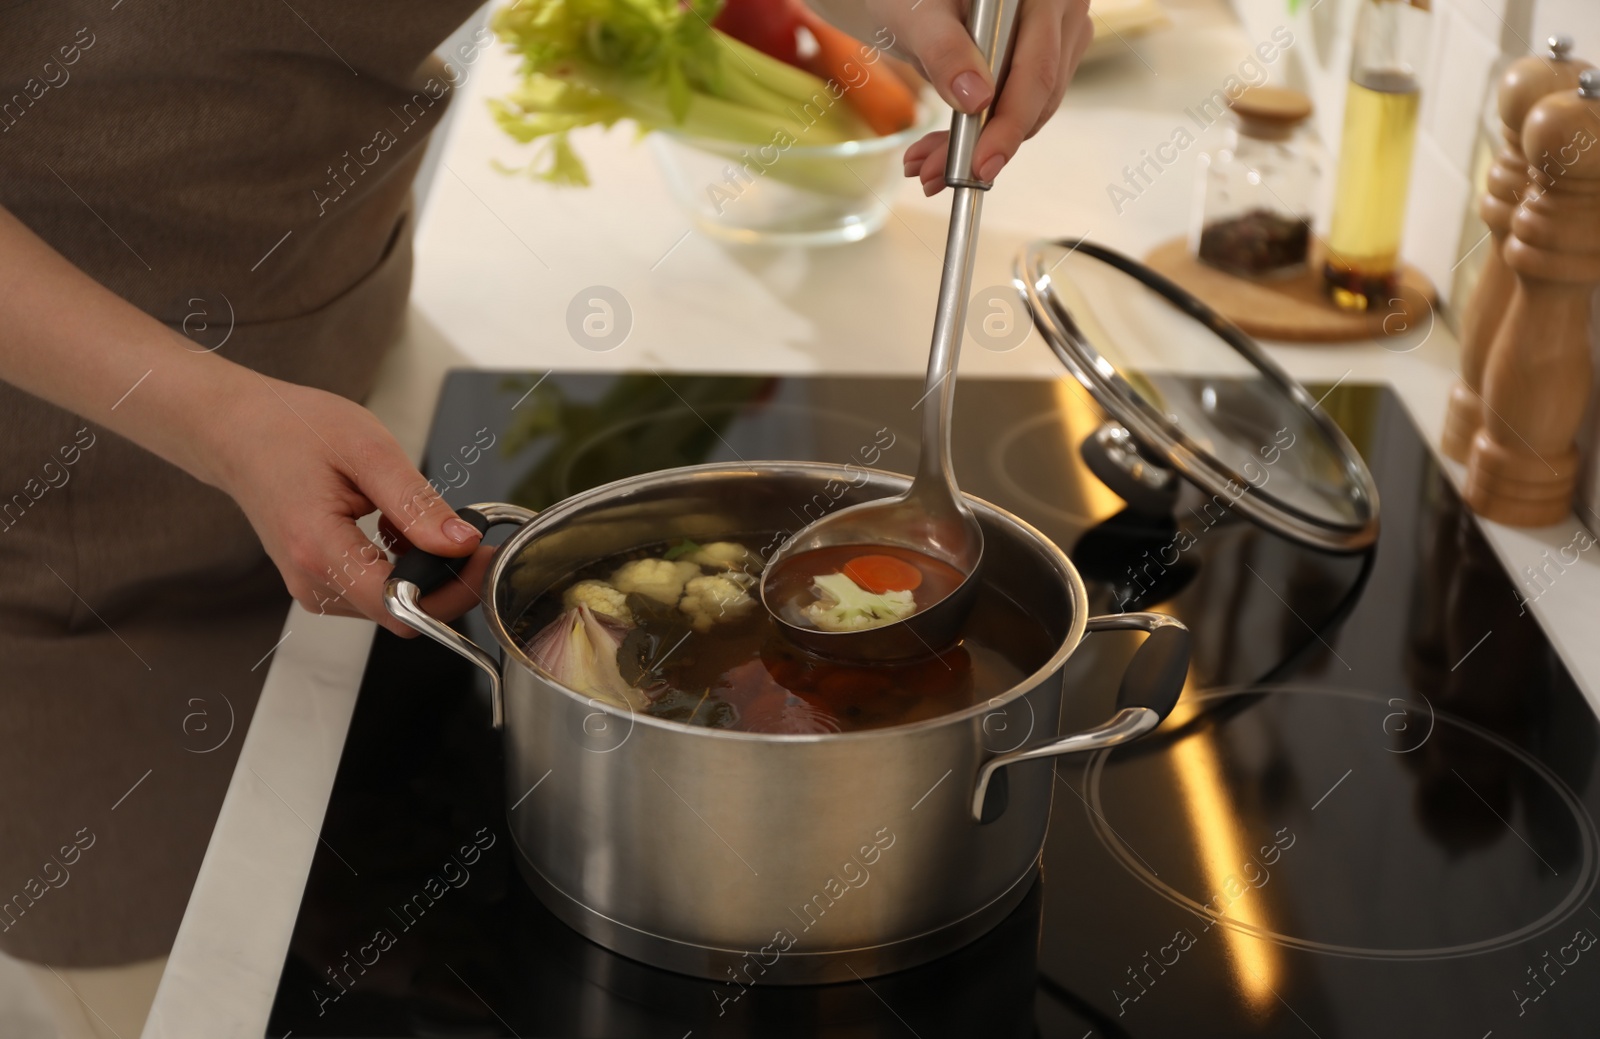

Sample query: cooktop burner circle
[1083,684,1600,961]
[990,410,1105,527]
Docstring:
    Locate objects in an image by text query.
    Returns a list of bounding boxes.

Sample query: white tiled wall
[1532,0,1600,55]
[1427,6,1502,174]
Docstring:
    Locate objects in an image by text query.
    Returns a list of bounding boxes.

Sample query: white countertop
[145,1,1600,1034]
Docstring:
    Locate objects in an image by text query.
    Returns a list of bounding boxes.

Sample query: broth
[509,534,1056,735]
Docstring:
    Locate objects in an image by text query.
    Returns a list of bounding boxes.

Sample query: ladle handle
[944,0,1023,188]
[914,0,1022,503]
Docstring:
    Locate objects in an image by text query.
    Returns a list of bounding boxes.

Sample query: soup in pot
[508,535,1055,736]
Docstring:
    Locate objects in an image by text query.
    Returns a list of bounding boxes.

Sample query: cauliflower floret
[562,579,632,625]
[679,574,757,631]
[610,557,701,606]
[682,541,759,572]
[802,572,915,632]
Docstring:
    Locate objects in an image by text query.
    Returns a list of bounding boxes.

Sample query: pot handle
[971,612,1189,822]
[383,502,538,730]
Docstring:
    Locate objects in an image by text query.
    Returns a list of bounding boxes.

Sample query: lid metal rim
[1030,272,1368,534]
[1041,311,1372,552]
[1022,259,1378,550]
[1015,238,1381,554]
[1019,243,1379,551]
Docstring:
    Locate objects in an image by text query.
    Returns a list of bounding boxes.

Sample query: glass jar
[1190,87,1320,279]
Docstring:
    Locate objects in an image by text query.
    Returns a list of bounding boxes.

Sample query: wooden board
[1143,236,1438,344]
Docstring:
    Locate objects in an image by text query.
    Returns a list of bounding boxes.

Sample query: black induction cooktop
[266,372,1600,1038]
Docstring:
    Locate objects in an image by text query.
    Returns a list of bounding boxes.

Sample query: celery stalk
[715,34,841,106]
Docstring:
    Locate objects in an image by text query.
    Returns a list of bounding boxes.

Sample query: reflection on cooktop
[267,373,1600,1038]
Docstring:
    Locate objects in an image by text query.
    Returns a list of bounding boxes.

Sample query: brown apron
[0,0,482,966]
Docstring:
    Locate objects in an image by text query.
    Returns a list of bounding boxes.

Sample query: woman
[0,0,1089,1033]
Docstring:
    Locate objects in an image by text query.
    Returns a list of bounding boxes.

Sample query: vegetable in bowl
[489,0,921,189]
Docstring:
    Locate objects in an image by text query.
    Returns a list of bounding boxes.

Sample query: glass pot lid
[1014,238,1379,552]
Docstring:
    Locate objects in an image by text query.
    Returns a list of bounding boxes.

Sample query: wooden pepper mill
[1442,35,1591,463]
[1464,70,1600,526]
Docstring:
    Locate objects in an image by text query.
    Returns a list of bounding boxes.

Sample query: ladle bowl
[759,490,984,663]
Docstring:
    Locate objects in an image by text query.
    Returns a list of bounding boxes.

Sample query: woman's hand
[0,204,488,639]
[843,0,1092,194]
[206,372,492,637]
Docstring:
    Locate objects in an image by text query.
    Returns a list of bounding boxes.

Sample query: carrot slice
[789,2,918,135]
[843,554,923,593]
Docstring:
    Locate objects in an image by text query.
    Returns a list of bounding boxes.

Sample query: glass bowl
[650,108,941,247]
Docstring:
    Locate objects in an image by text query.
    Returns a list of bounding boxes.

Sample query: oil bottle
[1323,0,1432,310]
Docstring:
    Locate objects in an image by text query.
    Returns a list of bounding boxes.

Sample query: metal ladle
[760,0,1020,664]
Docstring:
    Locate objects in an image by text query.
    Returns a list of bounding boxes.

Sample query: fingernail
[903,160,918,177]
[922,176,942,197]
[444,518,482,544]
[951,71,992,113]
[978,155,1008,183]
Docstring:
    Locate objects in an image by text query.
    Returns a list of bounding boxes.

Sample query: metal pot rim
[479,460,1090,744]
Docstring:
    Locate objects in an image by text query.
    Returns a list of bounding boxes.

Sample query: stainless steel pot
[385,462,1188,985]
